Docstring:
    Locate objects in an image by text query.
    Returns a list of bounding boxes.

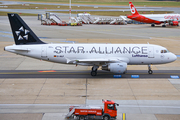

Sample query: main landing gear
[148,64,153,74]
[162,22,166,27]
[162,24,166,27]
[91,66,99,76]
[151,24,155,27]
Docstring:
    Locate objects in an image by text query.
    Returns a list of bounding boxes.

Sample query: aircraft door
[41,46,48,60]
[148,46,154,58]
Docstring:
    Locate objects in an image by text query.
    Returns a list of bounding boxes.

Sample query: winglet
[129,2,139,15]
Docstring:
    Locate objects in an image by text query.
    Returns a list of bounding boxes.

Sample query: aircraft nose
[170,53,177,62]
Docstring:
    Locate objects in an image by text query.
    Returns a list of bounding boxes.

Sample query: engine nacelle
[102,62,127,74]
[170,21,179,26]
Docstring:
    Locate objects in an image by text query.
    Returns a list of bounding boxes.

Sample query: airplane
[4,13,177,76]
[127,2,180,27]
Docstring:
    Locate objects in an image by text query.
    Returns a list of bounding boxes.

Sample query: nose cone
[170,53,177,62]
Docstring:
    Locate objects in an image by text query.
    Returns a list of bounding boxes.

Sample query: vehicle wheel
[148,70,153,74]
[162,25,166,27]
[91,71,97,76]
[79,116,85,120]
[103,116,109,120]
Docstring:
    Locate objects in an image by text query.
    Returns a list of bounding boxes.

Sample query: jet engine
[102,62,127,74]
[170,21,179,26]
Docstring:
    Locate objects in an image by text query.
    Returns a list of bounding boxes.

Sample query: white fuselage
[143,14,180,22]
[128,2,180,26]
[4,43,177,66]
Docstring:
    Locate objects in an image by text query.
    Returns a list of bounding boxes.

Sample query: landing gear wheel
[79,116,85,120]
[151,24,155,27]
[91,71,97,76]
[103,116,109,120]
[162,25,166,27]
[148,65,153,74]
[148,70,153,74]
[91,67,97,71]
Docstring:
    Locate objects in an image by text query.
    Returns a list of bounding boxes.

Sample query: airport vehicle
[4,13,177,76]
[127,2,180,27]
[66,99,118,120]
[39,13,82,26]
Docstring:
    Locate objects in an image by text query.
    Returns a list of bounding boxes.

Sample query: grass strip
[50,11,173,16]
[4,0,180,7]
[0,11,37,16]
[0,4,121,9]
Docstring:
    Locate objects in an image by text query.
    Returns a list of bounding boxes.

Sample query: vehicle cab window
[107,104,116,110]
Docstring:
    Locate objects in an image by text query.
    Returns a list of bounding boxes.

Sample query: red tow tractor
[66,99,119,120]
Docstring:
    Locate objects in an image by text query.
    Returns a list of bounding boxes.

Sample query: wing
[66,57,129,65]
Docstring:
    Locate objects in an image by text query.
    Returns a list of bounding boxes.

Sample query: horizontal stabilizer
[12,48,31,51]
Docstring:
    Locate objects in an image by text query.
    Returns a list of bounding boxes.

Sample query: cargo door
[148,46,154,58]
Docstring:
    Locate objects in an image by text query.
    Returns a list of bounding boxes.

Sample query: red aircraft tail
[129,2,139,15]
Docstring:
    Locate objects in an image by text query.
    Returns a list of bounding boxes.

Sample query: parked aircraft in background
[127,2,180,27]
[4,13,177,76]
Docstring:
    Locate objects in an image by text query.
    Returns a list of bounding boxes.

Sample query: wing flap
[78,59,111,62]
[66,58,129,64]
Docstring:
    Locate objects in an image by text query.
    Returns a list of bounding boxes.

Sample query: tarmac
[0,14,180,120]
[0,70,180,78]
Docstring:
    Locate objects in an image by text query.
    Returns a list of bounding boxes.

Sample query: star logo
[15,26,30,41]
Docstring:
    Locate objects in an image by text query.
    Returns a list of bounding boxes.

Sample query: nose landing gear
[148,64,153,74]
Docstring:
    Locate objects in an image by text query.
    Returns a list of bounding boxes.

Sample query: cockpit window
[161,49,169,53]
